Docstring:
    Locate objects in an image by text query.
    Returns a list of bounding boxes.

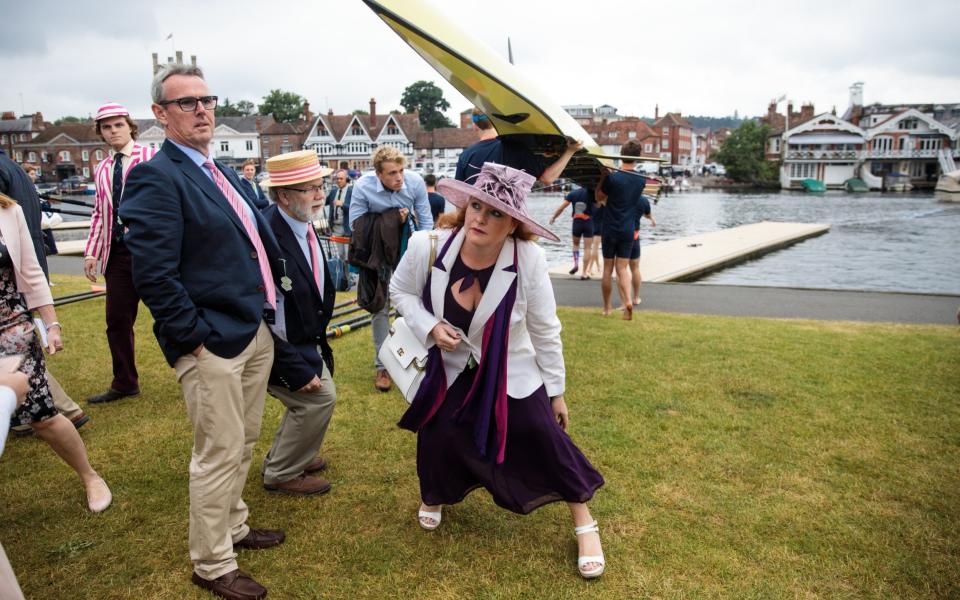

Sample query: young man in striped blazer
[83,103,157,404]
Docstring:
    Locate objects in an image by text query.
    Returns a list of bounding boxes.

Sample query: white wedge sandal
[574,520,605,579]
[418,505,442,530]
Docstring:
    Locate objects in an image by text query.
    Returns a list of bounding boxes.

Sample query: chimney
[152,53,159,74]
[787,101,793,119]
[303,100,312,123]
[849,82,864,108]
[654,104,659,120]
[369,98,377,129]
[176,50,183,64]
[190,55,197,66]
[1,112,14,121]
[255,115,262,132]
[327,108,333,116]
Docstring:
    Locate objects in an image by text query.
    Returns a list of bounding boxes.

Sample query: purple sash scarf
[398,230,519,464]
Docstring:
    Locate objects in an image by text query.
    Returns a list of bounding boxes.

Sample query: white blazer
[390,228,565,399]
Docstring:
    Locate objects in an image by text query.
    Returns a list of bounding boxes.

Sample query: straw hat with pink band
[260,150,333,188]
[94,102,130,121]
[436,162,560,242]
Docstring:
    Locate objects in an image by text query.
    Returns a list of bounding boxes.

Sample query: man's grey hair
[151,63,205,104]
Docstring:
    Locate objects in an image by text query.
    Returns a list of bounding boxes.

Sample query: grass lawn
[0,274,957,599]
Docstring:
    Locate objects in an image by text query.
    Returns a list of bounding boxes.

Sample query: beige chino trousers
[174,322,273,581]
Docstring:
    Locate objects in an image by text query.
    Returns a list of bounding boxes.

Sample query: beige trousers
[173,322,273,581]
[263,360,336,485]
[47,371,83,420]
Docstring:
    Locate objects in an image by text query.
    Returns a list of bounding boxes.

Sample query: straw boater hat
[94,102,129,121]
[436,162,559,241]
[259,150,333,188]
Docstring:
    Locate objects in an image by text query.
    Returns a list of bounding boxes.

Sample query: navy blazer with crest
[238,176,269,209]
[119,140,284,366]
[262,203,336,391]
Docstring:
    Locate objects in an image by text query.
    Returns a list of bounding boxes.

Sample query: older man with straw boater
[83,102,156,405]
[120,63,284,600]
[258,150,338,497]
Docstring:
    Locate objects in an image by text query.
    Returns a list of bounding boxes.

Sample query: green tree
[236,100,256,116]
[352,109,369,116]
[215,97,243,117]
[54,116,82,126]
[259,89,306,123]
[713,121,778,183]
[400,80,452,131]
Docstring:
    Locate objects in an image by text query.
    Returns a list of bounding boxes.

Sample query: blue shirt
[455,138,548,183]
[349,170,433,231]
[600,171,647,235]
[170,140,258,230]
[564,187,594,219]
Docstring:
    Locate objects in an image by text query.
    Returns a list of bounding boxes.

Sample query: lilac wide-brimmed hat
[436,162,559,242]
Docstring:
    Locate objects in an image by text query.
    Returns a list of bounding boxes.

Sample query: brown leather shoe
[374,369,392,392]
[234,528,285,550]
[191,569,267,600]
[303,457,327,474]
[263,474,331,496]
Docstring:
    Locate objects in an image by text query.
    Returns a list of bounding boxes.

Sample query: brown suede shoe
[263,474,331,496]
[234,528,285,550]
[303,457,327,474]
[191,569,267,600]
[374,369,392,392]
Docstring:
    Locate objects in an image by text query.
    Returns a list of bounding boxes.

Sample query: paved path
[48,255,958,326]
[548,221,830,281]
[550,277,960,325]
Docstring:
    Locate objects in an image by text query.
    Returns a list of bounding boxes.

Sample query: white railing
[785,148,958,161]
[214,150,234,159]
[784,150,859,160]
[862,148,941,159]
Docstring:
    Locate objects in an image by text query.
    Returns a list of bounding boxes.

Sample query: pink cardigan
[0,204,53,309]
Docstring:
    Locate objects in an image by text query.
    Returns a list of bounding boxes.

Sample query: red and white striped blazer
[84,142,157,273]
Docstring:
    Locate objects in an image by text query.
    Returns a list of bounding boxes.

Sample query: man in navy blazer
[120,63,284,600]
[325,169,352,236]
[257,151,337,497]
[239,159,268,209]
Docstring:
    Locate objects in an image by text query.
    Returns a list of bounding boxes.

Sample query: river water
[523,190,960,295]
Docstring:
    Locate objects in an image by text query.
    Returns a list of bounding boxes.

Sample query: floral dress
[0,241,55,427]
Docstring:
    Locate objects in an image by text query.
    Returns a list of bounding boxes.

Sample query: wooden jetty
[549,221,830,282]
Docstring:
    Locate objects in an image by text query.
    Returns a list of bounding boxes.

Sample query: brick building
[0,112,46,161]
[652,112,693,167]
[14,122,108,181]
[414,127,478,176]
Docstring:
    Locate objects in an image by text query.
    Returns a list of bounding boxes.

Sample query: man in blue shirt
[349,146,433,391]
[597,140,648,320]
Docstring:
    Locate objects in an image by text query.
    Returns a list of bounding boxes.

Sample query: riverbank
[2,274,957,599]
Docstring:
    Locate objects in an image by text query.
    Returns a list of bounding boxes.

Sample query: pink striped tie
[306,224,323,295]
[203,160,276,308]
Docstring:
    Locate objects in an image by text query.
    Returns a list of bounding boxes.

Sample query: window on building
[387,123,399,135]
[20,134,27,141]
[0,135,6,143]
[898,119,918,130]
[628,131,637,138]
[317,125,327,136]
[607,131,617,138]
[95,150,103,160]
[220,141,229,152]
[280,144,292,154]
[351,124,363,136]
[644,143,652,153]
[41,152,49,162]
[60,150,71,161]
[15,151,22,161]
[82,167,90,178]
[246,140,253,151]
[28,151,37,162]
[82,150,89,161]
[662,127,669,135]
[663,139,669,149]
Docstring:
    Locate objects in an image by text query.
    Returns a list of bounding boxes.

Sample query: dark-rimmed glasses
[286,184,325,195]
[158,96,218,112]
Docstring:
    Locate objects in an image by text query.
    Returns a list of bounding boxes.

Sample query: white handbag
[378,316,429,403]
[378,233,438,403]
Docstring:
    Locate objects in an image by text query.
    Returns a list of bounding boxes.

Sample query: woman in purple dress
[390,163,605,578]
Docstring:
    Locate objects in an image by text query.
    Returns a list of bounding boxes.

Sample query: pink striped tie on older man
[202,160,276,308]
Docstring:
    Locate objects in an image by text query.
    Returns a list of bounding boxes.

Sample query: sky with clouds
[2,0,958,123]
